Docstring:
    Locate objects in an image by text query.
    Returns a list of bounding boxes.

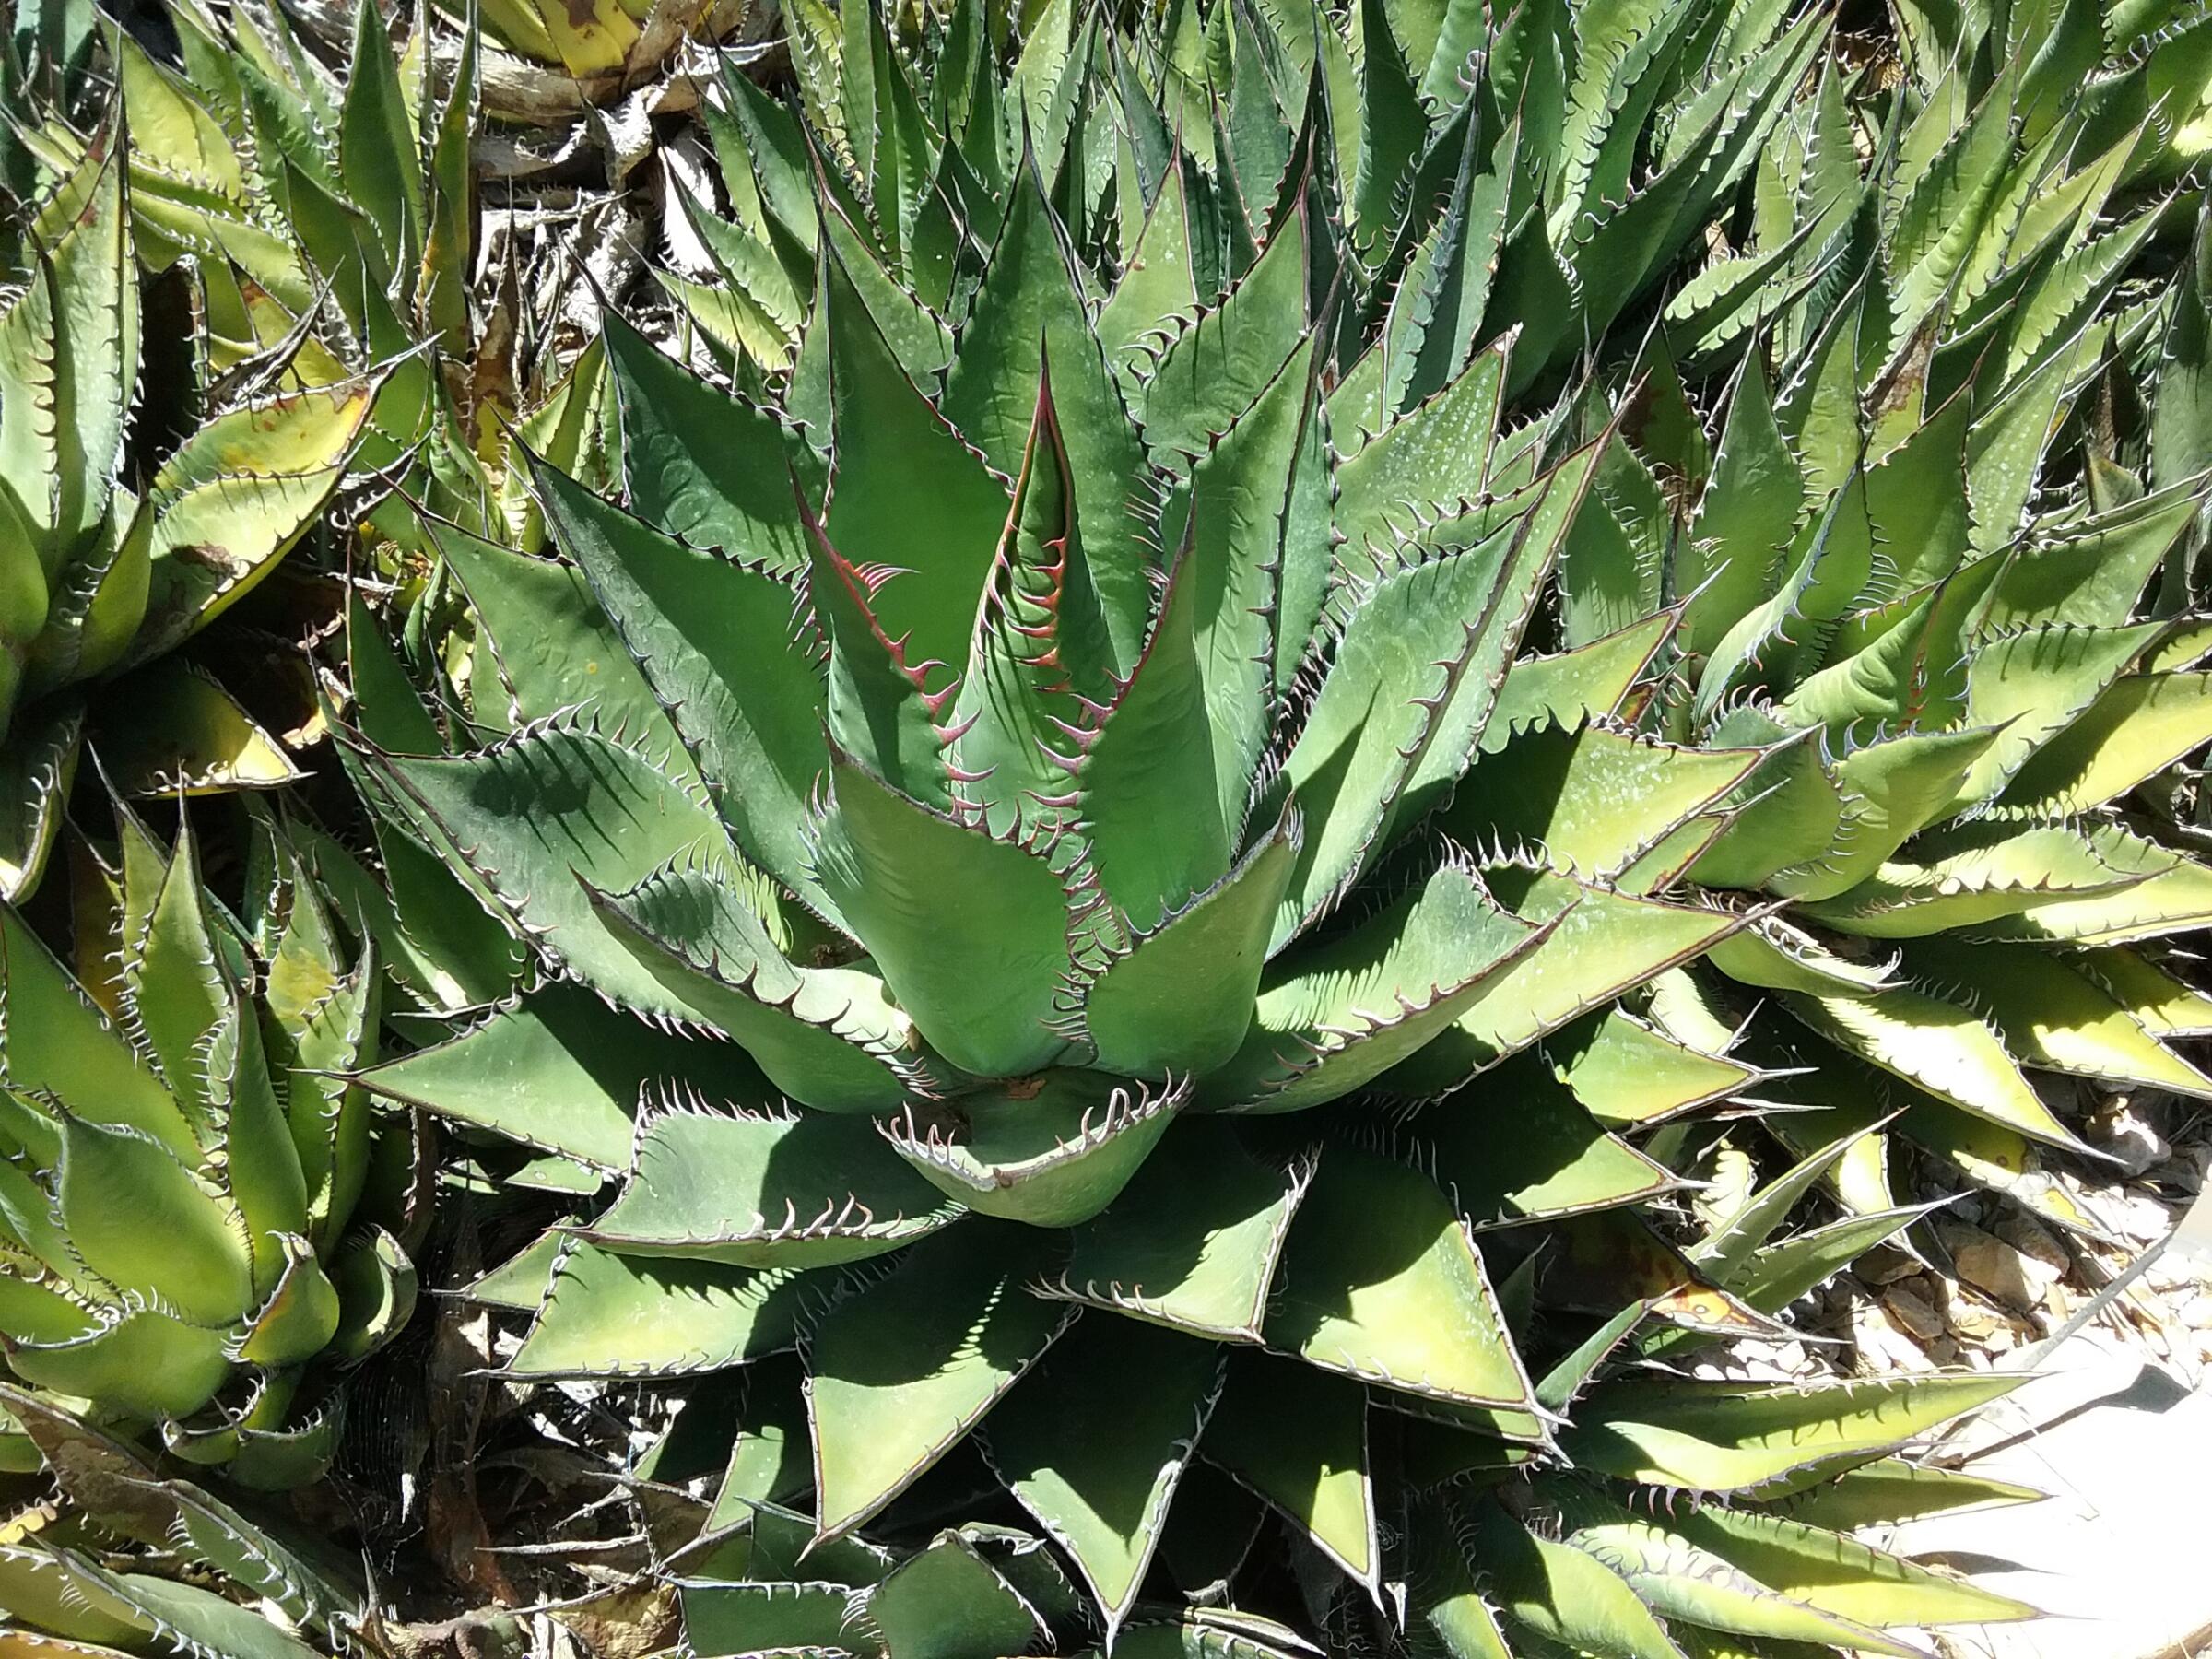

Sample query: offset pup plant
[0,800,413,1494]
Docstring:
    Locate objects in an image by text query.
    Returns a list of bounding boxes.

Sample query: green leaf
[1903,938,2212,1099]
[0,700,82,901]
[1083,805,1299,1077]
[44,1558,324,1659]
[135,380,375,662]
[507,1241,806,1380]
[585,857,920,1114]
[582,1107,960,1268]
[1669,1502,2040,1628]
[361,723,738,1016]
[96,661,305,796]
[1767,1457,2042,1530]
[1052,1120,1308,1342]
[1139,210,1308,466]
[1276,450,1592,942]
[820,240,1009,680]
[55,1110,252,1325]
[358,984,767,1170]
[865,1533,1047,1659]
[1211,860,1542,1112]
[530,456,836,926]
[1559,1374,2023,1492]
[808,1225,1071,1540]
[603,309,811,573]
[5,1307,230,1419]
[812,750,1075,1077]
[678,1580,860,1659]
[1781,982,2088,1149]
[1547,1009,1760,1128]
[1423,1080,1679,1226]
[886,1071,1182,1227]
[1449,719,1761,880]
[1997,669,2212,816]
[1265,1147,1534,1411]
[987,1314,1221,1633]
[1335,338,1509,564]
[1470,1497,1688,1659]
[1535,1482,1927,1658]
[1206,1350,1377,1588]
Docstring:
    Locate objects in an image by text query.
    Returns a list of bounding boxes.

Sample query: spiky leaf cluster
[287,0,2212,1650]
[0,803,411,1490]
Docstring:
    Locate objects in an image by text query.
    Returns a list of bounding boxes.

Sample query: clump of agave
[0,800,413,1492]
[0,124,378,900]
[317,0,2212,1645]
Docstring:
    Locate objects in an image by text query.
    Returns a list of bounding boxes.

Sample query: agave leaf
[507,1241,806,1381]
[865,1532,1047,1659]
[42,1556,323,1659]
[1206,1351,1378,1591]
[1535,1480,1928,1657]
[1903,937,2212,1099]
[1450,720,1762,880]
[1781,981,2085,1148]
[361,723,742,1016]
[1277,449,1594,943]
[1544,1208,1782,1337]
[96,661,303,797]
[1670,1502,2039,1627]
[585,863,919,1113]
[1050,1120,1308,1342]
[530,456,835,926]
[1084,805,1299,1077]
[1944,623,2162,809]
[820,240,1008,679]
[677,1579,860,1659]
[1212,860,1544,1112]
[1997,670,2212,817]
[54,1108,253,1325]
[888,1072,1182,1227]
[1392,873,1743,1088]
[0,701,83,901]
[1547,1010,1760,1128]
[1689,1123,1874,1282]
[1559,1373,2022,1492]
[1266,1147,1534,1412]
[1139,209,1308,466]
[1485,613,1677,747]
[2071,946,2212,1035]
[1717,1206,1940,1324]
[1470,1496,1688,1659]
[1798,819,2152,937]
[941,170,1152,679]
[808,1225,1072,1541]
[1426,1080,1680,1228]
[132,380,375,663]
[603,310,812,573]
[580,1107,961,1268]
[357,984,769,1171]
[5,1308,230,1419]
[987,1314,1220,1635]
[1767,1456,2042,1528]
[813,749,1075,1077]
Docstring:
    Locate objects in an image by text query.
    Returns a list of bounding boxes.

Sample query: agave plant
[313,0,2164,1645]
[0,799,414,1490]
[0,124,380,900]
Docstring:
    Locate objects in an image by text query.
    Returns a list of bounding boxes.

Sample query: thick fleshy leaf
[1424,1082,1680,1227]
[1470,1497,1688,1659]
[357,985,767,1170]
[1559,1374,2024,1492]
[55,1111,253,1325]
[507,1241,807,1380]
[1050,1120,1308,1342]
[813,751,1075,1077]
[1211,861,1544,1112]
[582,1107,961,1267]
[1205,1352,1378,1590]
[808,1225,1072,1540]
[887,1071,1182,1227]
[865,1533,1048,1659]
[986,1314,1221,1635]
[1265,1148,1534,1411]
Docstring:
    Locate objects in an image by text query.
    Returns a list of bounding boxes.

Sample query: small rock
[1943,1287,2004,1341]
[1994,1213,2070,1277]
[2088,1094,2169,1177]
[1924,1336,1961,1366]
[1940,1220,2063,1312]
[1884,1283,1945,1341]
[1856,1244,1923,1287]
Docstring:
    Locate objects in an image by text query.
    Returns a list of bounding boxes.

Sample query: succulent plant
[314,0,2206,1647]
[0,126,379,900]
[0,799,413,1489]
